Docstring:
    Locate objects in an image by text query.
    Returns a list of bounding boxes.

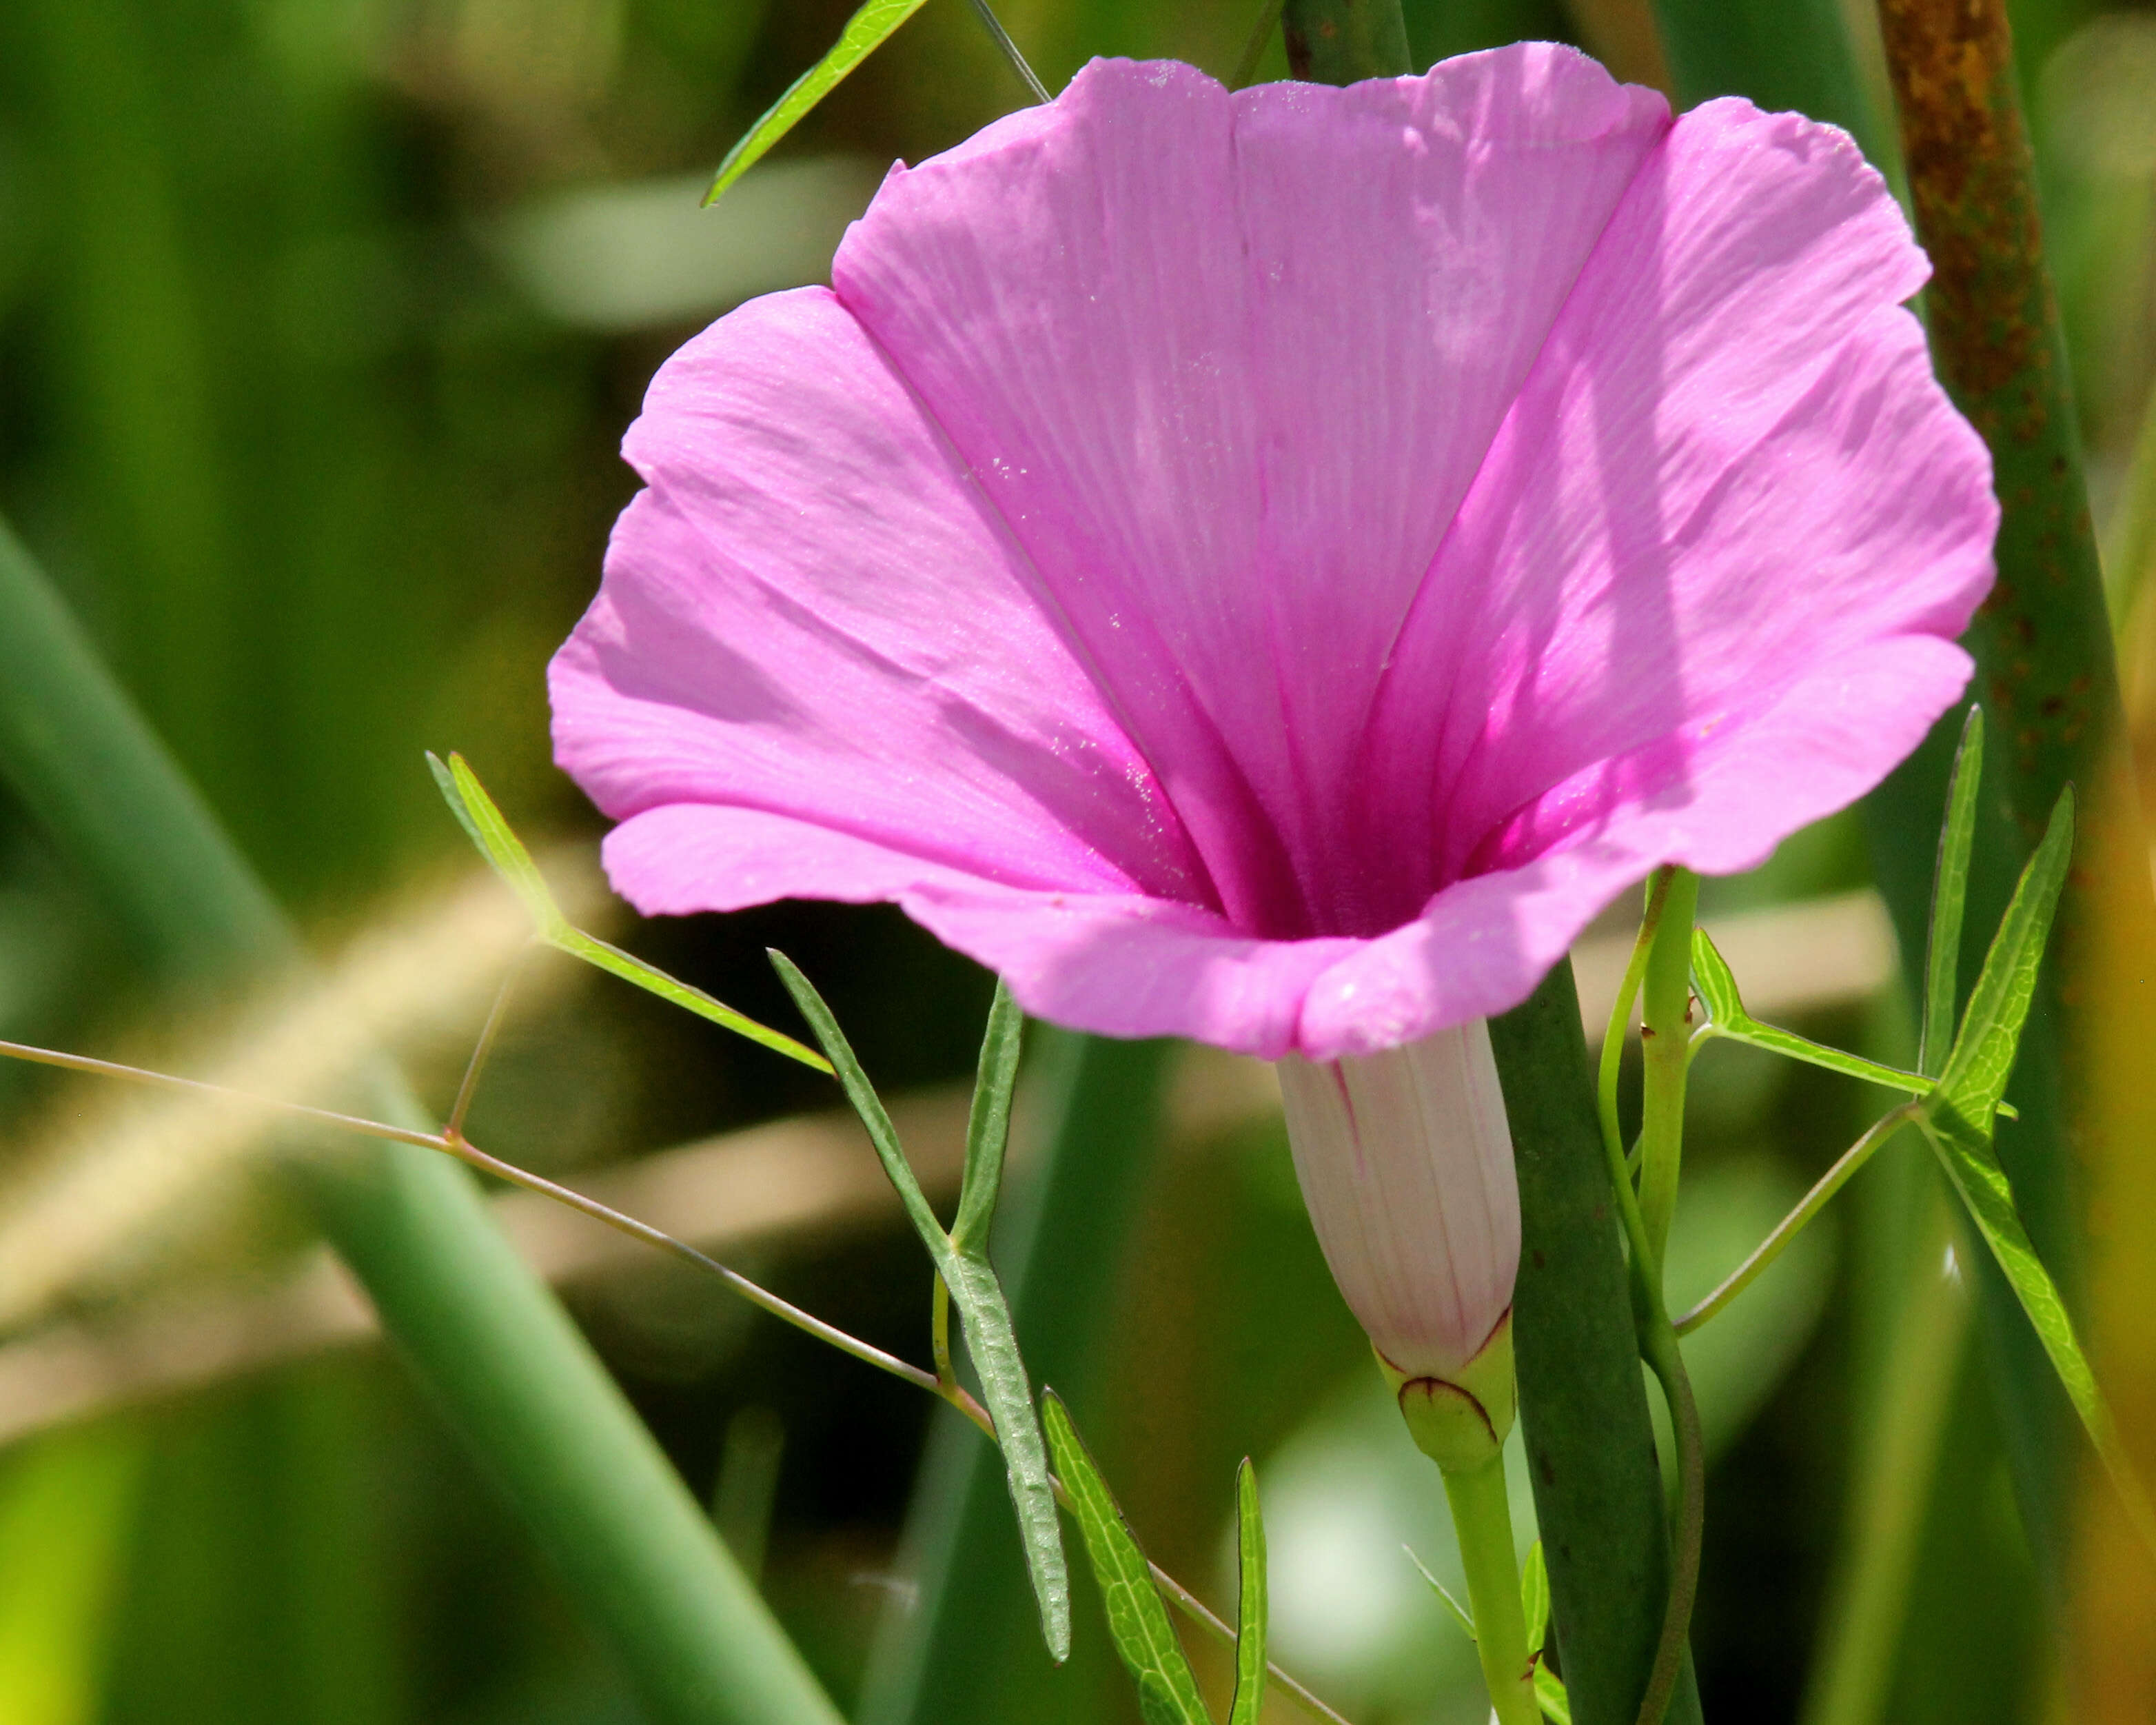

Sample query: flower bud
[1276,1020,1521,1471]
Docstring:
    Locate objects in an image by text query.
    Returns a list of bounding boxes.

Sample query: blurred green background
[1,1,2153,1722]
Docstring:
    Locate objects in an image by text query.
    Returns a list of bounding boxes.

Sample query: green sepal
[704,0,928,205]
[1691,927,1933,1098]
[770,954,1071,1660]
[1228,1458,1266,1725]
[1376,1311,1517,1475]
[427,753,829,1071]
[1041,1395,1210,1724]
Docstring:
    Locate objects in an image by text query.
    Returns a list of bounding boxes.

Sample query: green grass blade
[1935,790,2073,1124]
[1228,1460,1265,1725]
[428,754,828,1072]
[1041,1396,1209,1724]
[768,952,949,1252]
[1922,709,1985,1078]
[1405,1544,1476,1642]
[942,1256,1070,1662]
[1692,929,1934,1096]
[704,0,929,205]
[1521,1540,1550,1654]
[950,980,1023,1256]
[0,521,842,1725]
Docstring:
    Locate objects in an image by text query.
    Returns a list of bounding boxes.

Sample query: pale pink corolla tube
[550,47,1996,1386]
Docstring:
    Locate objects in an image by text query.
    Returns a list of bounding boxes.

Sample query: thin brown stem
[449,953,527,1139]
[0,1033,1356,1724]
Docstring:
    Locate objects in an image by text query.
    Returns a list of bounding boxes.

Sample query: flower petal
[833,47,1669,936]
[600,800,1360,1058]
[550,287,1210,906]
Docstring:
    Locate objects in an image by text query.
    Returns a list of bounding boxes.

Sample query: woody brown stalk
[1875,0,2156,1643]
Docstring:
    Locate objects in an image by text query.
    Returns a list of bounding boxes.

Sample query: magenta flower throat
[551,45,1995,1066]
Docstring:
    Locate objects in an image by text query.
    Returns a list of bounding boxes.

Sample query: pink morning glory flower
[550,47,1994,1386]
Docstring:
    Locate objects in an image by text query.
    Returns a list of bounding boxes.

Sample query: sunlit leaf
[1691,928,1932,1096]
[1521,1540,1549,1654]
[1043,1395,1210,1724]
[704,0,929,205]
[1921,707,1984,1076]
[1228,1459,1265,1725]
[773,954,1070,1660]
[1923,786,2156,1557]
[427,753,828,1071]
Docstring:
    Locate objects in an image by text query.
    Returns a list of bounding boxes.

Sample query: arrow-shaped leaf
[1691,927,1934,1097]
[1044,1395,1211,1725]
[704,0,928,205]
[1922,786,2156,1557]
[428,754,828,1071]
[1229,1459,1265,1725]
[773,954,1070,1660]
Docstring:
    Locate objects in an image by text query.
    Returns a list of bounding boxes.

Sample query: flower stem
[1636,867,1698,1276]
[1598,870,1675,1180]
[1441,1454,1540,1725]
[1676,1102,1922,1336]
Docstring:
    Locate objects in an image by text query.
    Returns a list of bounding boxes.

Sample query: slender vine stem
[962,0,1051,102]
[0,1031,1352,1725]
[1675,1103,1922,1336]
[1636,869,1700,1275]
[1587,885,1707,1725]
[447,952,525,1140]
[1599,869,1676,1179]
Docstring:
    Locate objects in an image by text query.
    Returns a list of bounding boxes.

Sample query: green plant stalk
[1597,872,1671,1176]
[0,521,842,1725]
[1646,0,1893,165]
[1441,1455,1539,1725]
[1280,0,1410,82]
[1272,10,1700,1715]
[1492,965,1704,1725]
[1635,868,1698,1275]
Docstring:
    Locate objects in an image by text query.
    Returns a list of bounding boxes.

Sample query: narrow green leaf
[1042,1395,1209,1723]
[1228,1460,1265,1725]
[427,754,828,1071]
[1922,785,2156,1557]
[950,980,1024,1257]
[431,751,565,938]
[771,954,1071,1655]
[1534,1662,1574,1725]
[1691,929,1935,1096]
[1521,1540,1550,1654]
[556,927,828,1071]
[1934,788,2073,1125]
[1920,709,1984,1078]
[1404,1544,1476,1642]
[942,1256,1070,1662]
[704,0,928,205]
[769,952,950,1253]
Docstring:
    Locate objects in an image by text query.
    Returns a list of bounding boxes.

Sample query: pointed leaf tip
[1044,1395,1206,1720]
[1230,1458,1267,1725]
[704,0,930,205]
